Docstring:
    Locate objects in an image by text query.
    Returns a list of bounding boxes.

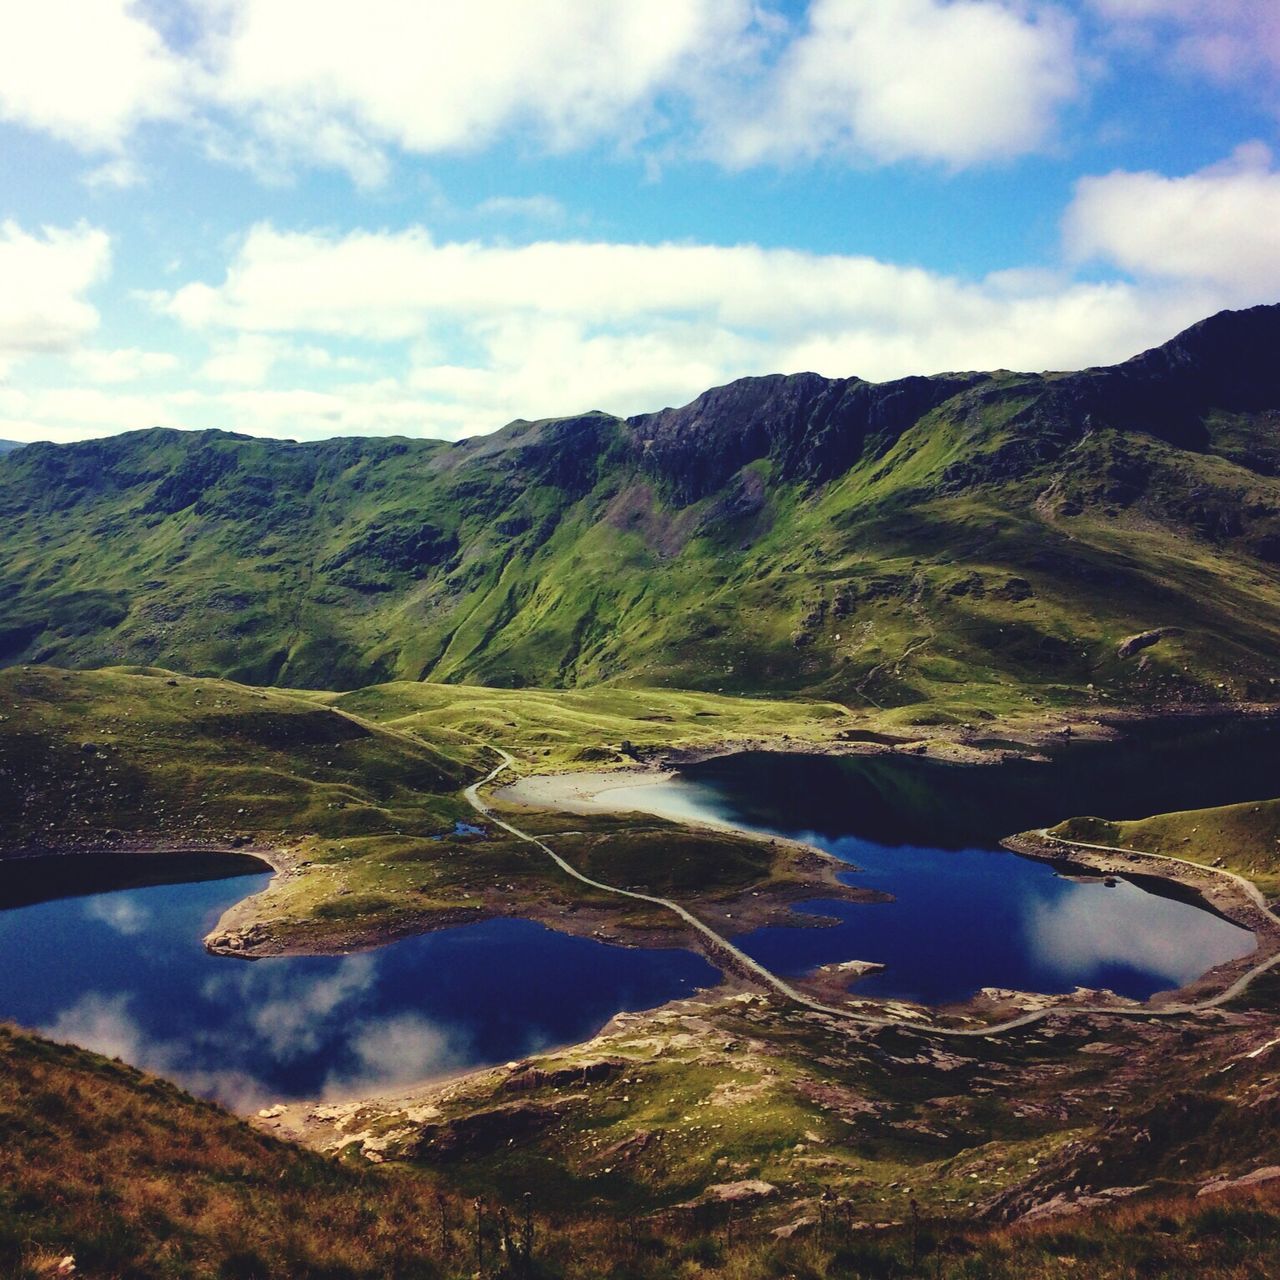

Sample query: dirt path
[466,749,1280,1040]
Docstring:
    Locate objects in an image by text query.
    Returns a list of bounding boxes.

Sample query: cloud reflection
[83,895,151,936]
[203,954,380,1058]
[43,962,474,1112]
[323,1013,472,1100]
[1026,882,1254,989]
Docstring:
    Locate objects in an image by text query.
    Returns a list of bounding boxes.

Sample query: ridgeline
[2,306,1278,717]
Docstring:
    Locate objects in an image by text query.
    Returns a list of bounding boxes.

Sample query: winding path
[464,750,1280,1040]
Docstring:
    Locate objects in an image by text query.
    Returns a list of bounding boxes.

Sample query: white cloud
[122,219,1240,440]
[198,0,752,181]
[0,0,187,150]
[159,221,1217,367]
[71,347,179,383]
[198,334,371,386]
[714,0,1080,167]
[323,1012,470,1098]
[0,1,1086,179]
[1028,881,1253,988]
[44,992,150,1062]
[1064,143,1280,295]
[82,156,147,190]
[83,896,152,936]
[203,953,379,1059]
[0,222,111,366]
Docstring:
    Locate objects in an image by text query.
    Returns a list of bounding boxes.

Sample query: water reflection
[0,868,718,1108]
[610,774,1256,1006]
[1025,881,1250,989]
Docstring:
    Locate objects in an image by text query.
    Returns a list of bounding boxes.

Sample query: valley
[4,308,1280,1278]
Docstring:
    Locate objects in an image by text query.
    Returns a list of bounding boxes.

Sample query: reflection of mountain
[681,718,1280,848]
[1026,881,1253,989]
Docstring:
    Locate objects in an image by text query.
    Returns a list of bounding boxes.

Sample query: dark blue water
[0,860,717,1107]
[598,728,1271,1005]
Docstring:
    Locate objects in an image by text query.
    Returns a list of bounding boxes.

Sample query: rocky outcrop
[407,1099,579,1160]
[627,370,986,504]
[1117,627,1184,659]
[1197,1165,1280,1197]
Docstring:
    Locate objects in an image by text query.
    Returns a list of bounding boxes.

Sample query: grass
[313,679,852,770]
[0,1022,460,1279]
[3,321,1279,716]
[0,666,851,953]
[1051,799,1280,897]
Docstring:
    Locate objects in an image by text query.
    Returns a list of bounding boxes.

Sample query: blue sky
[1,0,1278,443]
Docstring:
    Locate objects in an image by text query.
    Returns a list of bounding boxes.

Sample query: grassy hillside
[0,1023,456,1279]
[1052,799,1280,897]
[9,998,1280,1279]
[0,667,853,953]
[2,308,1279,713]
[313,679,849,766]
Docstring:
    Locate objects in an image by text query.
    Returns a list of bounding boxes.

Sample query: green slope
[0,667,851,951]
[1,308,1279,714]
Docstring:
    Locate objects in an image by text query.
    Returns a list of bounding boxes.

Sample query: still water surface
[0,856,717,1107]
[598,719,1275,1005]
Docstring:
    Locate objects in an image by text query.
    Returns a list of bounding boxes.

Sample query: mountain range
[2,304,1278,711]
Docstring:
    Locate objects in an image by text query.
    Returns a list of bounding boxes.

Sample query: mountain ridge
[2,304,1278,704]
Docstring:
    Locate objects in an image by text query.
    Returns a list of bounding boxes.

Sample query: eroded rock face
[407,1099,579,1160]
[626,371,985,504]
[502,1057,627,1093]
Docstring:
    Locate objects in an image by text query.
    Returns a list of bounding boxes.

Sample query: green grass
[1051,799,1280,897]
[0,666,849,951]
[3,325,1279,715]
[316,679,851,768]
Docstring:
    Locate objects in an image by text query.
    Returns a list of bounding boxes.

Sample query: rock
[772,1215,819,1239]
[1117,627,1183,659]
[1016,1185,1148,1223]
[257,1104,287,1119]
[1197,1166,1280,1197]
[504,1056,627,1092]
[408,1099,575,1160]
[700,1180,779,1205]
[827,959,886,978]
[595,1128,661,1164]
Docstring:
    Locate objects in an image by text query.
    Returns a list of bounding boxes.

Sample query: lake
[0,853,717,1108]
[595,717,1276,1005]
[1,716,1273,1103]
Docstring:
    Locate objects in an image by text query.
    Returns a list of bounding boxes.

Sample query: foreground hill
[8,999,1280,1280]
[2,306,1278,710]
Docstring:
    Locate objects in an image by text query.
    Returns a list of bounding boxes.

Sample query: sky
[0,0,1278,444]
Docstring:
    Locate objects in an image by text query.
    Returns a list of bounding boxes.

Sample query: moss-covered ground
[1052,800,1280,898]
[0,666,860,955]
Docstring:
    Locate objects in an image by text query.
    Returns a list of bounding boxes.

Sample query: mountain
[0,441,23,455]
[2,305,1279,710]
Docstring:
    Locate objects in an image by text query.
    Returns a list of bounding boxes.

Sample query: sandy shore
[495,767,686,818]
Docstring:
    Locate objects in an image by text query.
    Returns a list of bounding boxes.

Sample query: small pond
[0,854,717,1108]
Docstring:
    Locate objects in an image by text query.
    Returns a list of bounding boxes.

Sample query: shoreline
[3,701,1277,1031]
[488,736,1280,1028]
